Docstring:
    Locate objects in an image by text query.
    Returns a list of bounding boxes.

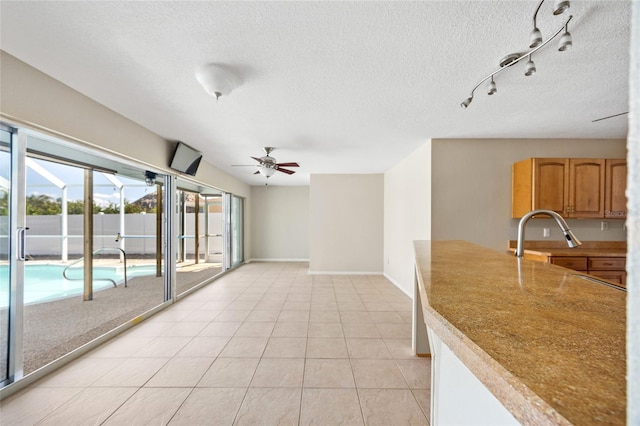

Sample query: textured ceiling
[0,1,631,186]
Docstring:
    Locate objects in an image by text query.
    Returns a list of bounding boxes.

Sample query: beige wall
[249,185,309,260]
[0,50,252,259]
[309,174,383,273]
[0,51,248,196]
[431,139,627,252]
[383,142,431,296]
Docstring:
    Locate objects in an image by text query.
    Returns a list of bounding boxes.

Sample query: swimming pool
[0,264,158,306]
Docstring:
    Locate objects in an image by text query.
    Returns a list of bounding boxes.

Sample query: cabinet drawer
[550,257,587,270]
[589,270,626,288]
[588,257,626,270]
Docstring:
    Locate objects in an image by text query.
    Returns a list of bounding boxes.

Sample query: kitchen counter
[414,240,626,425]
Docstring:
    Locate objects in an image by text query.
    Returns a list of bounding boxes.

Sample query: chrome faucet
[515,209,582,257]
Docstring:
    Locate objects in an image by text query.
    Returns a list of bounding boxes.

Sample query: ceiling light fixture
[525,55,537,76]
[195,63,239,101]
[553,0,570,15]
[487,76,497,95]
[558,23,573,51]
[258,165,276,178]
[529,0,544,48]
[460,0,572,109]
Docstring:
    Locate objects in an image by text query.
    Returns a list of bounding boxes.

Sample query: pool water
[0,264,157,306]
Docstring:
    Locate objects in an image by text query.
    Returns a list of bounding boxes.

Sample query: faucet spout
[515,209,582,257]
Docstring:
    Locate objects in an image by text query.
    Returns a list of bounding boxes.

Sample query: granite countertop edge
[414,240,626,425]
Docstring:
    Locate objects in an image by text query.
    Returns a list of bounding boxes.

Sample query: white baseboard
[247,258,309,263]
[383,272,413,299]
[308,270,384,275]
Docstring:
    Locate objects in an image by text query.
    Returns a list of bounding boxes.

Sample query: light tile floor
[1,262,431,425]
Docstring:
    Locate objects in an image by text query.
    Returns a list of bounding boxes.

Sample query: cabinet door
[589,270,626,288]
[533,158,569,216]
[568,159,605,218]
[605,159,627,218]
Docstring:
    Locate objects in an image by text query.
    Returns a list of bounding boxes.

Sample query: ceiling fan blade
[276,167,296,175]
[276,162,299,167]
[253,171,260,175]
[251,156,264,163]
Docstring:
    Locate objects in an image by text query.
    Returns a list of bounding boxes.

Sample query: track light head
[525,56,537,76]
[558,26,572,51]
[553,0,570,15]
[487,78,497,96]
[461,97,473,108]
[529,27,543,48]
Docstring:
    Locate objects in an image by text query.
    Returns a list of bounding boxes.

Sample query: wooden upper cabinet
[512,157,619,219]
[533,158,569,216]
[568,158,605,218]
[605,159,627,218]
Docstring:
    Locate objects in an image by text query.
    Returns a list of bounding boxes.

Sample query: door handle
[16,227,26,261]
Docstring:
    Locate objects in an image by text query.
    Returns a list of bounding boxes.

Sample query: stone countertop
[415,240,626,425]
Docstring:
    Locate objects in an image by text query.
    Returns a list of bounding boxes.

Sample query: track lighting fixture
[529,0,544,48]
[487,77,497,95]
[460,0,573,109]
[553,0,570,15]
[525,55,537,76]
[558,23,572,51]
[530,27,543,49]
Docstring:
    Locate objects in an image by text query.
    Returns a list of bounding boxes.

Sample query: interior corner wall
[627,1,639,421]
[431,139,627,252]
[249,185,309,261]
[309,174,383,274]
[383,141,431,297]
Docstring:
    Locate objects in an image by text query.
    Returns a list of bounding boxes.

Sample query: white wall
[309,174,383,274]
[249,185,309,261]
[431,139,627,252]
[383,142,431,296]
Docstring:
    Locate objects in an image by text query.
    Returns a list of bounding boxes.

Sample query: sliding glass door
[0,123,244,389]
[0,127,13,385]
[175,183,225,295]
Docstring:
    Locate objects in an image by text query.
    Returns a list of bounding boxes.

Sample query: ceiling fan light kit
[460,0,572,109]
[233,147,300,183]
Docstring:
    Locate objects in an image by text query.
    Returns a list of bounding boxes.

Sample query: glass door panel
[0,128,12,385]
[21,149,166,375]
[231,195,244,267]
[175,185,223,295]
[204,194,223,267]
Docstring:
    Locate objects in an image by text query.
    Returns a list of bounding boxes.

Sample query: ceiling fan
[233,147,299,179]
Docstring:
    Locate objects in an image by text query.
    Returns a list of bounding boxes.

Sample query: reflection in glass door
[231,195,244,267]
[0,127,12,385]
[175,185,224,295]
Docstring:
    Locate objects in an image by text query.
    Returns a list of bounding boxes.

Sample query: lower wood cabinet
[550,256,626,287]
